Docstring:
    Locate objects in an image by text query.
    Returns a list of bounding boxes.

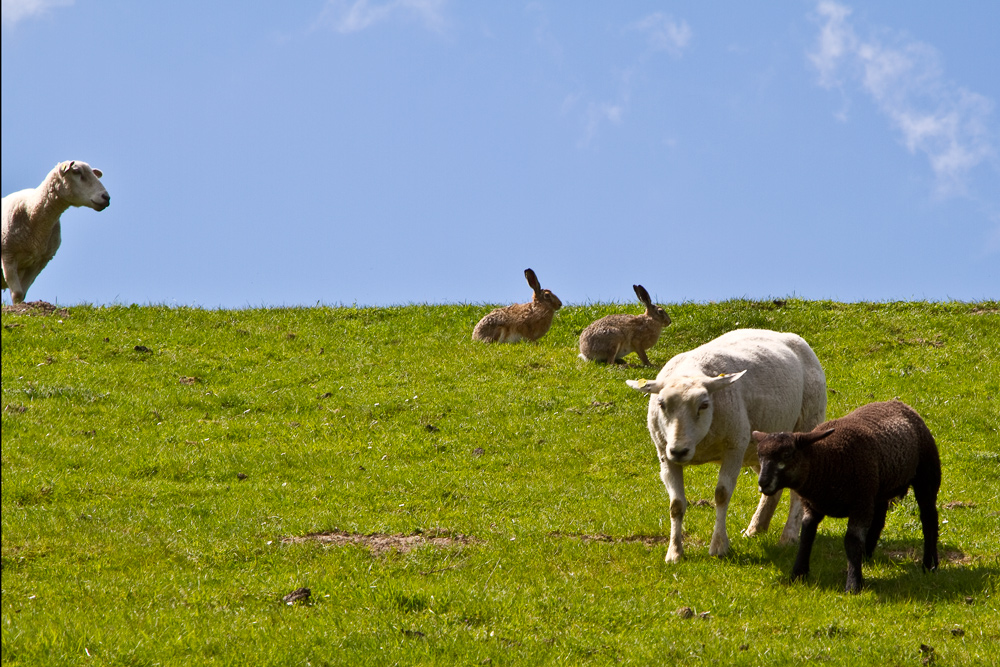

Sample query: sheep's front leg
[709,450,744,557]
[1,256,25,304]
[660,458,686,563]
[779,489,804,544]
[743,471,779,537]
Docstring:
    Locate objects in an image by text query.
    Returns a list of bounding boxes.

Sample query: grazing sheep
[627,329,827,562]
[753,400,941,593]
[2,161,110,304]
[472,268,562,343]
[578,284,672,366]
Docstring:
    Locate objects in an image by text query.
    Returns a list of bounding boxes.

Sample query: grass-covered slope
[2,300,998,665]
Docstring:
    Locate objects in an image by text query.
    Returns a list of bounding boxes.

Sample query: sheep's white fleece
[2,161,109,304]
[627,328,827,562]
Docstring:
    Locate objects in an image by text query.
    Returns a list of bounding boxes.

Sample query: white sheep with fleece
[627,329,827,562]
[2,161,110,304]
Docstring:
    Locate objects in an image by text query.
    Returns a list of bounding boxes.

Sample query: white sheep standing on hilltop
[2,160,110,304]
[627,329,827,562]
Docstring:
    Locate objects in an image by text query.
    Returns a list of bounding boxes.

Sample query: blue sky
[2,1,997,307]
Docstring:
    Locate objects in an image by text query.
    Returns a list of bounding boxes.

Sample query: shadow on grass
[762,534,995,600]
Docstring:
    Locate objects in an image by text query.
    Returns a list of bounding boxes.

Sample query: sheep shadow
[762,535,994,601]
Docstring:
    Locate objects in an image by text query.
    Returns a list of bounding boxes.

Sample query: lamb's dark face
[755,432,802,496]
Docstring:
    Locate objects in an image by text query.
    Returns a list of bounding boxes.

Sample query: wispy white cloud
[1,0,73,27]
[629,12,691,57]
[581,101,626,147]
[316,0,447,34]
[551,13,689,148]
[809,1,996,197]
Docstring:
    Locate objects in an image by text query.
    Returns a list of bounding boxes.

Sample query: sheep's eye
[776,462,786,470]
[697,401,709,413]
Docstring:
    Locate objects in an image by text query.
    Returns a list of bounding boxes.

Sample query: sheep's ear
[60,161,75,174]
[797,428,835,449]
[92,168,103,178]
[704,370,747,393]
[627,378,664,394]
[751,430,769,444]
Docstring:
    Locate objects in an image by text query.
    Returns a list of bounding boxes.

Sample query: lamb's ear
[751,430,769,444]
[633,284,652,305]
[524,268,541,293]
[60,161,75,175]
[704,370,747,393]
[797,428,835,449]
[92,168,103,178]
[626,378,664,394]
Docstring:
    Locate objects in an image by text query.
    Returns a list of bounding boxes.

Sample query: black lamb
[752,400,941,593]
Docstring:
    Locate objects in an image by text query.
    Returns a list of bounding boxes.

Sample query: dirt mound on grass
[548,531,674,546]
[282,529,478,554]
[2,301,70,317]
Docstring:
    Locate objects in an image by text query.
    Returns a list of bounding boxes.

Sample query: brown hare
[578,284,671,365]
[472,268,562,343]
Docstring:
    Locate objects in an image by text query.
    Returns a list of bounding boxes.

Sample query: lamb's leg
[914,480,940,572]
[661,459,686,563]
[791,508,822,581]
[865,498,890,559]
[844,516,869,593]
[708,450,744,557]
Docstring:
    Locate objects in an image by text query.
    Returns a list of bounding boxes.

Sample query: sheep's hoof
[708,534,731,557]
[664,549,683,563]
[778,531,800,545]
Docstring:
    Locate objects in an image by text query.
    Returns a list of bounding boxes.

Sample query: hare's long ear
[633,284,652,305]
[524,268,541,293]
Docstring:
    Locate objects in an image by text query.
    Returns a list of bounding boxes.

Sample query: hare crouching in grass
[578,285,671,366]
[473,268,563,343]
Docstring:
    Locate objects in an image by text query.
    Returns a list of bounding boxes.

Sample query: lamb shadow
[762,535,994,601]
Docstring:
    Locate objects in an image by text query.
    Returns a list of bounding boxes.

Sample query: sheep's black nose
[671,448,689,459]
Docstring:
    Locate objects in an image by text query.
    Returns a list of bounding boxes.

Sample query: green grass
[2,299,998,665]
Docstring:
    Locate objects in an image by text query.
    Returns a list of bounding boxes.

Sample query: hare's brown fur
[579,285,671,365]
[473,268,562,343]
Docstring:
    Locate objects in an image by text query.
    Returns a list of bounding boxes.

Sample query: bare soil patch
[1,301,70,317]
[282,529,478,554]
[884,548,974,566]
[548,531,673,547]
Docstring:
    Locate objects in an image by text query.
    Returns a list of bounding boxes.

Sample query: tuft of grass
[2,300,998,665]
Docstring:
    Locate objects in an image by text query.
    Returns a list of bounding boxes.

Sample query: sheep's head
[627,371,746,464]
[753,428,835,495]
[55,161,110,211]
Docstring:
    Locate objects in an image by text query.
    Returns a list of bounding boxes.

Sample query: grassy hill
[2,299,998,665]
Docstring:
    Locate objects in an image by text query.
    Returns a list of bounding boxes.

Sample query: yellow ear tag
[637,378,647,388]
